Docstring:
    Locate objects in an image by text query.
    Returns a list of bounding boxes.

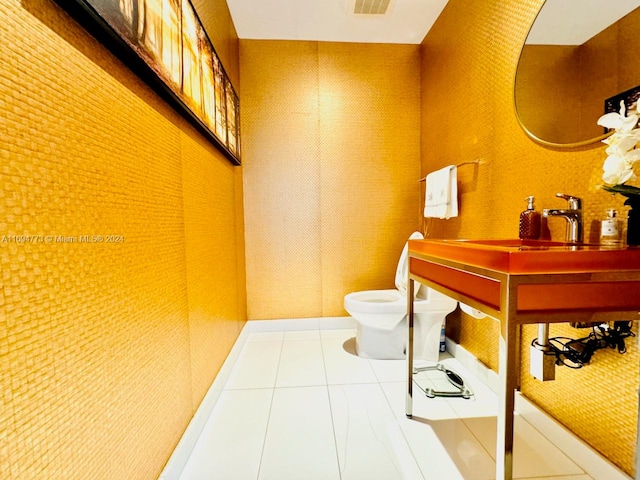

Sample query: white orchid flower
[596,99,640,201]
[597,100,639,132]
[602,154,637,185]
[624,148,640,163]
[604,130,640,156]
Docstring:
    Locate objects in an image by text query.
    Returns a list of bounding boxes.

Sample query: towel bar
[418,159,484,182]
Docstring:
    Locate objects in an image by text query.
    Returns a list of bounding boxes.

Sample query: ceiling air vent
[353,0,391,15]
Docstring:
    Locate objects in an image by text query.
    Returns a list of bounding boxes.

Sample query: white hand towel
[423,165,458,219]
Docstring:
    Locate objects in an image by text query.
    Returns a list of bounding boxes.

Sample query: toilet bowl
[344,232,457,360]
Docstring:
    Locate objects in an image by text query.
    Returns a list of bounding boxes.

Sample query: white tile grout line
[159,319,631,480]
[319,331,347,479]
[255,339,284,480]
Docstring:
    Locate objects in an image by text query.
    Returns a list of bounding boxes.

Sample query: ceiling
[226,0,640,47]
[225,0,449,44]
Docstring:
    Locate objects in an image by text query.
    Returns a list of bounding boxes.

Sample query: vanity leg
[406,277,415,418]
[496,319,517,480]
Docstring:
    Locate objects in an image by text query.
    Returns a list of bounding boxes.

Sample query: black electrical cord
[531,321,635,369]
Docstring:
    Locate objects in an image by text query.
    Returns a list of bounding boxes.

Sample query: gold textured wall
[0,0,245,478]
[421,0,638,474]
[240,40,421,319]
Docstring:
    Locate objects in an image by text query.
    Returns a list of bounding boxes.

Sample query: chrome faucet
[542,193,583,243]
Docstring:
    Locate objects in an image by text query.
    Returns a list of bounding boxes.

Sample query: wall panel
[318,43,421,314]
[181,129,244,408]
[0,0,245,478]
[240,40,421,319]
[240,41,323,319]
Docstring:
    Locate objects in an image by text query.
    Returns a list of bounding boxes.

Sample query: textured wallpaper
[0,0,245,478]
[240,40,422,319]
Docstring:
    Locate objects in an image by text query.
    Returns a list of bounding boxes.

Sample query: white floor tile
[322,336,378,385]
[328,383,424,480]
[400,416,497,480]
[320,328,357,340]
[381,378,496,479]
[275,340,326,387]
[167,327,621,480]
[437,358,499,419]
[179,389,273,480]
[515,393,624,480]
[259,386,340,480]
[225,341,282,390]
[369,358,407,383]
[246,331,285,342]
[284,330,320,341]
[380,381,462,422]
[462,415,586,479]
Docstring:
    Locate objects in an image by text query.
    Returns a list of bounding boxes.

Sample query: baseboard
[158,326,249,480]
[245,316,356,332]
[445,338,632,480]
[444,337,501,394]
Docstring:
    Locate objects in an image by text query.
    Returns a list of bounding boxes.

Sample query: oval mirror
[514,0,640,148]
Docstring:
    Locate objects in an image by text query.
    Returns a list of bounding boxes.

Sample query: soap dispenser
[519,196,541,240]
[600,208,623,245]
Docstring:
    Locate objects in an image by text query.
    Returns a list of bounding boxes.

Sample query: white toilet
[344,232,457,361]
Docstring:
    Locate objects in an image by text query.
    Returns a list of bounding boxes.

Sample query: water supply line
[537,323,549,352]
[531,321,556,381]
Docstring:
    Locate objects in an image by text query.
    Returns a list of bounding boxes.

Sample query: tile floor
[177,328,600,480]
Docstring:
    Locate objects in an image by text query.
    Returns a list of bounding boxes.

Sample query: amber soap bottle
[519,196,541,240]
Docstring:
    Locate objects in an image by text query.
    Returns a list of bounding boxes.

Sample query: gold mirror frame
[514,1,640,149]
[513,110,611,149]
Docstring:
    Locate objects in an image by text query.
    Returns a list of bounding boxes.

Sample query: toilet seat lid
[395,231,424,295]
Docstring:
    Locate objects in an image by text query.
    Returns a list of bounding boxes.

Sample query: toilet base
[355,320,406,359]
[354,314,446,361]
